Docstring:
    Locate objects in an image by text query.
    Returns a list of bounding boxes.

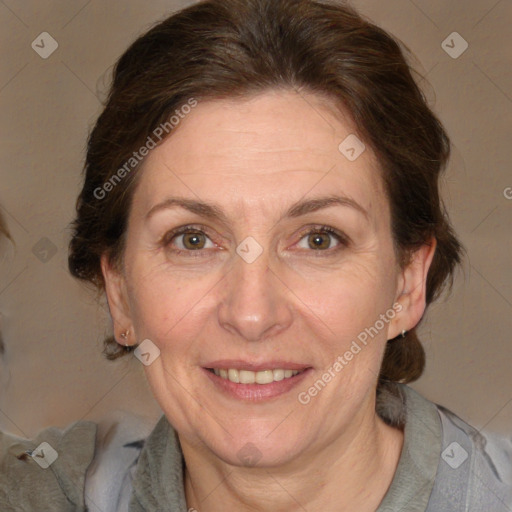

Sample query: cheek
[126,264,214,345]
[294,258,395,336]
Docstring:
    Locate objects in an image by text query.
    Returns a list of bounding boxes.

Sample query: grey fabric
[0,420,97,512]
[3,385,509,511]
[84,410,154,512]
[128,417,187,512]
[425,405,512,511]
[126,383,512,511]
[376,384,443,511]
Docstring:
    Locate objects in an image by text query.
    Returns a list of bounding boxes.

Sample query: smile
[209,368,304,384]
[203,361,312,400]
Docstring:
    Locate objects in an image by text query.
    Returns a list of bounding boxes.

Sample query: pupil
[185,233,203,249]
[310,233,328,249]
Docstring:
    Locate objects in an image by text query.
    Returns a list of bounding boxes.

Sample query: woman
[65,0,511,510]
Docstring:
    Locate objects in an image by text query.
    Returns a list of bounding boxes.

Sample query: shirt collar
[129,383,442,511]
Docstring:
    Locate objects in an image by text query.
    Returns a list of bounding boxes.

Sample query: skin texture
[102,89,436,511]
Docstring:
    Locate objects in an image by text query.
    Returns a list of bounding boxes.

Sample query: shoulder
[84,410,156,512]
[429,403,512,510]
[0,411,155,512]
[0,419,97,511]
[379,383,512,510]
[397,384,512,510]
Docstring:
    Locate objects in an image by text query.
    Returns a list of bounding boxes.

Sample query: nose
[217,245,293,342]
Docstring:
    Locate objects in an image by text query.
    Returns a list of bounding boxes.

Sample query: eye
[163,226,215,254]
[295,226,348,252]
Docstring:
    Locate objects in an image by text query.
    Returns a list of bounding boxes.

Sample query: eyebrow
[145,194,369,224]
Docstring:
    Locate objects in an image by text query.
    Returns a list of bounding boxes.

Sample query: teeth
[212,368,304,384]
[255,370,273,384]
[228,369,239,383]
[239,370,255,384]
[273,369,284,381]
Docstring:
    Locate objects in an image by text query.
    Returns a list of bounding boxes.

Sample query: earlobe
[390,237,437,339]
[100,253,134,341]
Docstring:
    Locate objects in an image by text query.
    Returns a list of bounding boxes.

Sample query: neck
[182,396,404,512]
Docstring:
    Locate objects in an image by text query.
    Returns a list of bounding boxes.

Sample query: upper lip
[203,360,311,372]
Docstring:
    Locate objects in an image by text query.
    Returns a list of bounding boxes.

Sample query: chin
[204,425,308,469]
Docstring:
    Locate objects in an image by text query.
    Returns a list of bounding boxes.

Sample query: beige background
[0,0,510,440]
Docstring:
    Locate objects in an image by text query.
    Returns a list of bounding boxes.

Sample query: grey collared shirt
[376,383,512,511]
[102,383,512,511]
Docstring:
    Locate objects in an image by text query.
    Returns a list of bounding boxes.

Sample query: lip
[203,359,311,372]
[202,365,313,401]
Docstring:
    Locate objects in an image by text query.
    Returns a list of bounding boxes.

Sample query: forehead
[132,90,388,223]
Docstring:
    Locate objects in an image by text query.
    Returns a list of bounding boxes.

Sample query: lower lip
[202,368,312,401]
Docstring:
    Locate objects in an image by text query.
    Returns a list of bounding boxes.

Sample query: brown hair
[68,0,464,385]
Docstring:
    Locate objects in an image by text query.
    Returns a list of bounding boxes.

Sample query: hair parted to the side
[68,0,464,385]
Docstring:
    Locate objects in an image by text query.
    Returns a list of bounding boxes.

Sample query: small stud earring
[119,330,130,346]
[401,329,407,338]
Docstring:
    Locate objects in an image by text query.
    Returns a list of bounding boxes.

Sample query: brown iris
[182,231,206,250]
[308,232,331,250]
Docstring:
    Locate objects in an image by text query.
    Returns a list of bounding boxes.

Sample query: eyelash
[161,224,349,257]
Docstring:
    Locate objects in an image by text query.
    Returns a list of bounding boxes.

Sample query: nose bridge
[217,240,292,342]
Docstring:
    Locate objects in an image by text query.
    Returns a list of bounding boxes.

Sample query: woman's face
[103,90,430,467]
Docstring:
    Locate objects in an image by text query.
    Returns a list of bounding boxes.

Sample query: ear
[388,237,437,339]
[100,253,134,343]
